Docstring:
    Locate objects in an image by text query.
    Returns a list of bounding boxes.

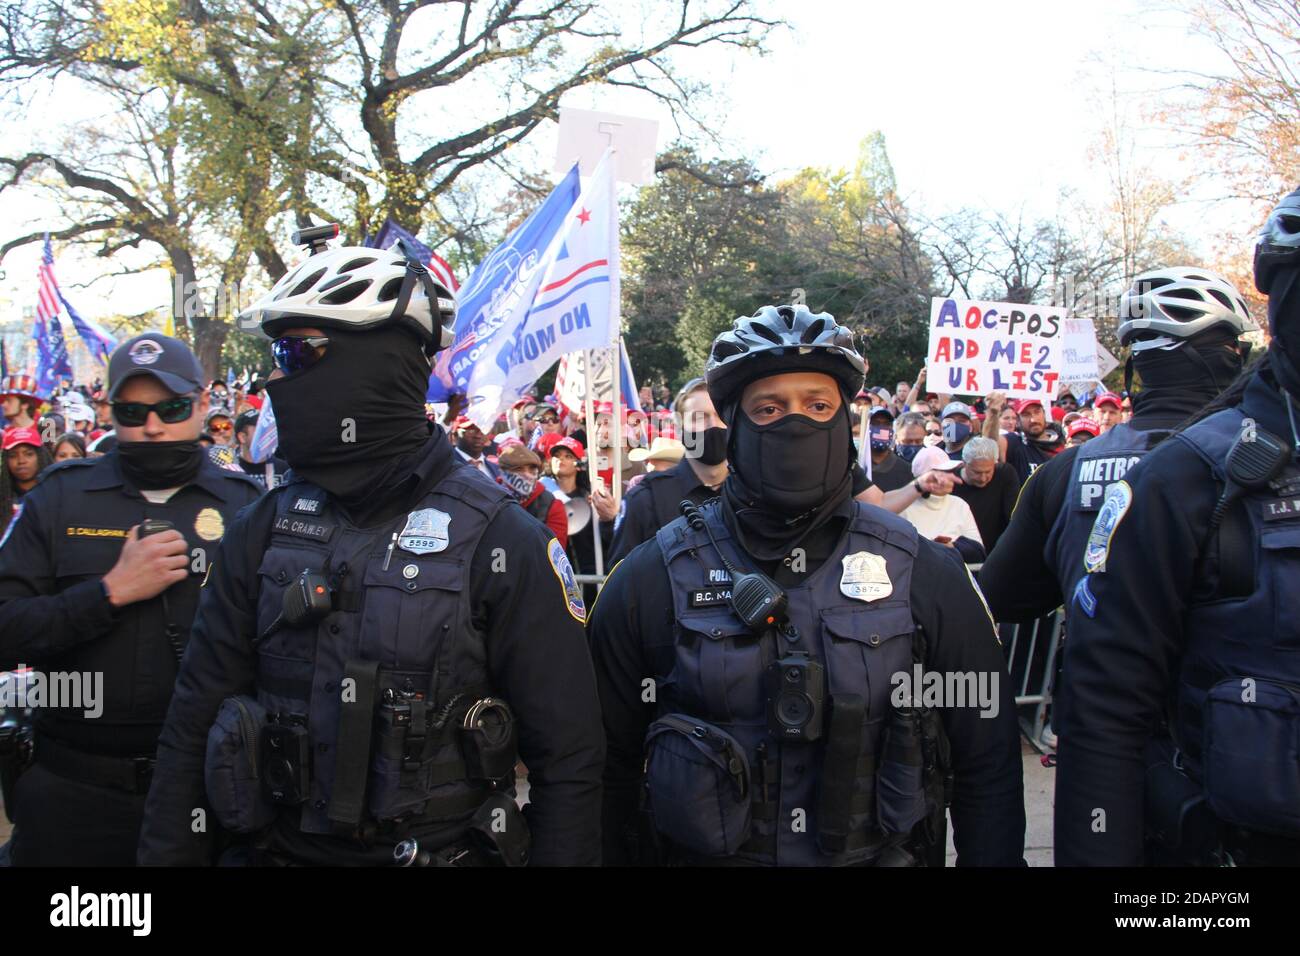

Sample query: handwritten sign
[926,297,1065,399]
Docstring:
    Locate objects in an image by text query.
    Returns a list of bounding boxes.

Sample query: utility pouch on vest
[460,698,518,785]
[1203,677,1300,836]
[368,682,438,822]
[644,714,752,858]
[816,694,865,855]
[205,696,277,834]
[876,702,929,836]
[466,790,532,867]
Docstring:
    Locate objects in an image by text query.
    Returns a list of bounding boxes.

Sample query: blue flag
[429,165,583,408]
[33,310,73,396]
[58,289,116,365]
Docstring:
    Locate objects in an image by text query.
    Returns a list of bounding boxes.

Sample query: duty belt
[34,735,155,794]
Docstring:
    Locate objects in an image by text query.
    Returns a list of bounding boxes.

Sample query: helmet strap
[391,243,443,357]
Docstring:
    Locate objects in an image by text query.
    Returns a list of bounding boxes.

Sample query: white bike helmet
[239,227,457,355]
[1117,267,1254,351]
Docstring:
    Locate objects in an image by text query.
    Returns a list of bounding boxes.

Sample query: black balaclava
[722,382,856,561]
[265,325,436,504]
[117,440,204,490]
[1268,266,1300,397]
[1128,326,1246,426]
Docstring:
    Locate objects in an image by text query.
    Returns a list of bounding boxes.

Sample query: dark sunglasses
[537,415,560,424]
[271,335,330,375]
[112,397,195,427]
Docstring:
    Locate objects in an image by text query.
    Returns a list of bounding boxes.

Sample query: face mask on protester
[942,419,971,445]
[896,443,923,464]
[869,426,893,453]
[499,469,537,501]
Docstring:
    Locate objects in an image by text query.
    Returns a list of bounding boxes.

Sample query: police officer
[589,304,1024,867]
[0,332,261,865]
[1054,189,1300,866]
[979,266,1256,623]
[608,377,728,565]
[138,231,604,866]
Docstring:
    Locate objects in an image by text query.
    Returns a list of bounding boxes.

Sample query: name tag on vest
[1263,497,1300,522]
[688,588,732,608]
[273,515,335,542]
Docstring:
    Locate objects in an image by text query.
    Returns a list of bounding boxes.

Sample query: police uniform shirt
[588,499,1026,866]
[0,452,262,756]
[1054,372,1297,866]
[608,456,720,565]
[978,403,1191,624]
[138,434,604,866]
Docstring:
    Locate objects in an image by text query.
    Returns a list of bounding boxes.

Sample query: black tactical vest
[653,500,927,865]
[252,468,511,835]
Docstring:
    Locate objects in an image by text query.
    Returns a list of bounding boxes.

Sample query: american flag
[366,218,460,292]
[36,236,61,325]
[33,235,73,393]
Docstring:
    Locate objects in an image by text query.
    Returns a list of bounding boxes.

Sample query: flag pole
[858,403,871,478]
[583,349,605,578]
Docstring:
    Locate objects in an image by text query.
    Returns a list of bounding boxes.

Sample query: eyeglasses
[537,415,560,425]
[271,335,330,374]
[209,421,233,434]
[112,397,195,427]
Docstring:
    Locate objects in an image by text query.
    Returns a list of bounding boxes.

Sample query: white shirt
[900,493,983,546]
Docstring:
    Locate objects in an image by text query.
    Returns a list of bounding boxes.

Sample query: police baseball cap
[107,332,205,401]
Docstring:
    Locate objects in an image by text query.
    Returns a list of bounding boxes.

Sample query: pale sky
[0,0,1264,333]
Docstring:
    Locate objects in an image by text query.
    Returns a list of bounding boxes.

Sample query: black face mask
[116,440,204,490]
[683,425,728,466]
[1130,328,1246,419]
[728,408,853,515]
[265,326,434,502]
[1269,268,1300,397]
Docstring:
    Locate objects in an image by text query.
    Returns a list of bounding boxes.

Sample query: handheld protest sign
[925,297,1065,400]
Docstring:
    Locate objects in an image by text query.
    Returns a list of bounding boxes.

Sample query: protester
[940,400,976,460]
[0,376,42,430]
[626,435,685,476]
[0,426,52,533]
[900,445,984,563]
[1066,418,1099,446]
[451,415,503,481]
[863,406,913,492]
[51,432,87,462]
[204,407,235,447]
[951,436,1018,552]
[496,443,568,547]
[232,409,287,489]
[1091,391,1123,432]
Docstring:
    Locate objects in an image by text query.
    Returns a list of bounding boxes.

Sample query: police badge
[397,508,451,555]
[839,551,893,602]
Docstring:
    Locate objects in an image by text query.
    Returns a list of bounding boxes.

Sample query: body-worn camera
[261,713,311,805]
[765,653,824,743]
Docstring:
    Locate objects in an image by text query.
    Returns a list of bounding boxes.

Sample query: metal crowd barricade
[999,610,1063,753]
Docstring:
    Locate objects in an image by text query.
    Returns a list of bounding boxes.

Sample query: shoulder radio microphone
[1208,422,1292,534]
[679,500,787,633]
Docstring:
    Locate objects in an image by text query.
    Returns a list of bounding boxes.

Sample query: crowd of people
[1,185,1298,871]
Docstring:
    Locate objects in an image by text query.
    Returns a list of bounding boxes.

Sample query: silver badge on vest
[398,508,451,554]
[840,551,892,602]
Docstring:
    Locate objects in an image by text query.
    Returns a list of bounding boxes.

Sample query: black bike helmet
[1254,187,1300,297]
[705,304,865,413]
